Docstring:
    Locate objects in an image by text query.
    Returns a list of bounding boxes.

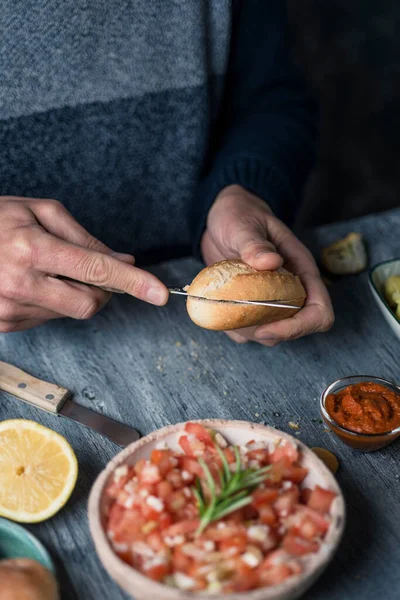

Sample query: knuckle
[0,275,30,302]
[85,235,107,253]
[75,295,102,320]
[12,231,38,267]
[39,199,64,217]
[320,311,335,332]
[127,274,148,298]
[0,321,18,333]
[0,301,19,322]
[81,255,110,285]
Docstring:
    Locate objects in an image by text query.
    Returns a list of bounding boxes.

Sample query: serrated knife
[0,360,140,447]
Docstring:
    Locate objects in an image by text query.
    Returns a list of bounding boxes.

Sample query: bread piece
[0,558,59,600]
[186,260,306,330]
[321,232,367,275]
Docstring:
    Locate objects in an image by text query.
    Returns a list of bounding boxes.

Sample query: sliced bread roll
[186,260,306,330]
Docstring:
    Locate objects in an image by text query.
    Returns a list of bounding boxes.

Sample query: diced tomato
[185,422,214,445]
[283,533,319,556]
[261,549,289,569]
[307,486,336,514]
[296,505,330,535]
[294,517,320,540]
[300,487,312,504]
[258,505,278,526]
[178,435,196,456]
[223,447,235,464]
[247,448,269,464]
[252,488,279,508]
[138,463,162,485]
[193,578,208,591]
[267,459,287,485]
[156,480,174,500]
[158,512,173,530]
[269,441,299,464]
[273,488,299,517]
[176,502,199,521]
[206,522,246,542]
[167,490,186,513]
[141,505,163,521]
[166,469,184,488]
[259,564,293,585]
[179,456,204,478]
[164,519,200,537]
[243,505,259,520]
[115,549,135,566]
[146,531,167,553]
[107,503,125,533]
[151,449,168,465]
[151,449,175,476]
[227,568,260,592]
[172,546,192,572]
[143,561,170,581]
[219,533,248,555]
[134,459,146,475]
[282,465,308,484]
[110,509,145,543]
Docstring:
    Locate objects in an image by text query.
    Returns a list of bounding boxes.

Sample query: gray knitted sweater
[0,1,316,263]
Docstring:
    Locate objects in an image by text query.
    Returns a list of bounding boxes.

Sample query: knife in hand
[0,360,140,447]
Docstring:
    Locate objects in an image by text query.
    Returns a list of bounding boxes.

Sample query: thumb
[234,223,283,271]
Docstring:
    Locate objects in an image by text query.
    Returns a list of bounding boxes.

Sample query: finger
[0,319,47,333]
[231,221,283,271]
[30,276,112,320]
[255,273,334,342]
[29,199,135,263]
[265,215,319,277]
[33,234,168,305]
[225,326,280,347]
[224,330,248,344]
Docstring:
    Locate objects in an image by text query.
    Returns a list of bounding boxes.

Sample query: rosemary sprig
[193,444,271,535]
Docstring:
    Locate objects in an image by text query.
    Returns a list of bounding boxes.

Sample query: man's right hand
[0,196,169,332]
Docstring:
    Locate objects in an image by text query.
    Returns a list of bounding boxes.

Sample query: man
[0,0,333,345]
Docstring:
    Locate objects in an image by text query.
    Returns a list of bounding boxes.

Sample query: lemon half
[0,419,78,523]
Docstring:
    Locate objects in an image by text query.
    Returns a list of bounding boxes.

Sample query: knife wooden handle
[0,360,70,413]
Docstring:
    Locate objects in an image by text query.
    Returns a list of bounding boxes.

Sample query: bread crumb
[288,421,300,431]
[175,341,182,347]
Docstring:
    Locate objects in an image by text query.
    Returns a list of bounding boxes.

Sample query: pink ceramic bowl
[88,420,345,600]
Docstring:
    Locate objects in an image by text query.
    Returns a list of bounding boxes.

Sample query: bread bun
[186,260,306,331]
[0,559,59,600]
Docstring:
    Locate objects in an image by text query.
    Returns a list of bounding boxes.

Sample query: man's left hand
[201,185,334,346]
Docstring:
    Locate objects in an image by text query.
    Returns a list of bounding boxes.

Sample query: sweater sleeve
[191,0,317,258]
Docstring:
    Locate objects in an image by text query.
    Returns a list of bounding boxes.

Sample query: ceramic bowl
[89,420,345,600]
[369,258,400,339]
[0,518,55,573]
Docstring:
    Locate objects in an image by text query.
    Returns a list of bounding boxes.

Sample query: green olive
[384,276,400,307]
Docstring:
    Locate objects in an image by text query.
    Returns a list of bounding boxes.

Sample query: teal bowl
[0,518,55,574]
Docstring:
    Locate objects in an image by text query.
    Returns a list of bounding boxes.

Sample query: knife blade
[0,360,140,447]
[168,288,301,310]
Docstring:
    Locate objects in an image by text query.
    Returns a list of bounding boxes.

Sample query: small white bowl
[369,258,400,339]
[88,420,345,600]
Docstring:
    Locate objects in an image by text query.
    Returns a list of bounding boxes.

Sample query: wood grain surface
[0,208,399,600]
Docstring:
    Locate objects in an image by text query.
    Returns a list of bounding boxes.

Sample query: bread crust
[186,260,306,330]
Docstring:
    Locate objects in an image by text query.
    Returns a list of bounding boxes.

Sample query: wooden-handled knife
[0,361,141,447]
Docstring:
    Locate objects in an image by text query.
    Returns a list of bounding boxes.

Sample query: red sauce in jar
[325,382,400,434]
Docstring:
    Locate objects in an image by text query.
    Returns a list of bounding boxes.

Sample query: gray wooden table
[1,209,400,600]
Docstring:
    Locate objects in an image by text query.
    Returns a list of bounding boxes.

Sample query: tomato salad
[105,423,336,594]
